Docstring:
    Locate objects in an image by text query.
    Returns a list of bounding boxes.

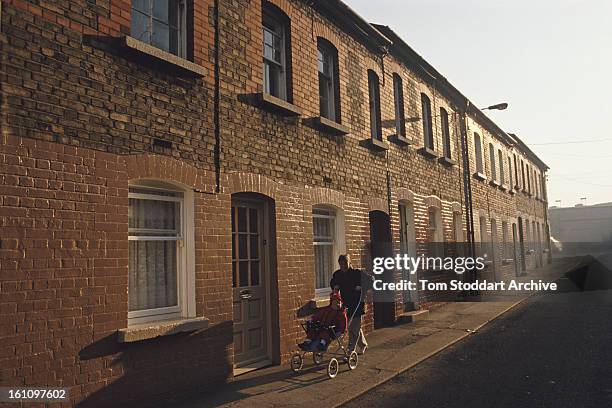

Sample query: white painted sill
[117,316,209,343]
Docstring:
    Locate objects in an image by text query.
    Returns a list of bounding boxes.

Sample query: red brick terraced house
[0,0,551,405]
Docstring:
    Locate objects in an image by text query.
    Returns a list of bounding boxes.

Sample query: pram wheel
[327,358,339,378]
[290,352,303,372]
[313,351,324,365]
[347,351,358,370]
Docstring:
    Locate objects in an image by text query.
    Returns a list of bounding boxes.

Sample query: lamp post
[459,101,508,297]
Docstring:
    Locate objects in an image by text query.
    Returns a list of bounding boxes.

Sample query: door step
[397,309,430,324]
[233,359,273,377]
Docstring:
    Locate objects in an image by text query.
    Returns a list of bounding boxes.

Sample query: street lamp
[481,103,508,111]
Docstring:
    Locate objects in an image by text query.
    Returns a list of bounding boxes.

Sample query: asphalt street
[344,257,612,408]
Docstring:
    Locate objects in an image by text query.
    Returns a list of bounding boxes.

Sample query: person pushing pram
[298,291,347,352]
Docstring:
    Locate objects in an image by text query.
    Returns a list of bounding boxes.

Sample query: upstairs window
[521,159,526,189]
[263,4,290,100]
[513,154,519,188]
[368,70,382,141]
[474,133,484,174]
[508,155,514,189]
[421,93,434,149]
[440,107,451,158]
[498,150,505,185]
[393,74,406,137]
[489,143,497,181]
[131,0,187,57]
[317,39,339,122]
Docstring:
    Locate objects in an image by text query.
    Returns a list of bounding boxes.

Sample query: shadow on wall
[77,321,233,408]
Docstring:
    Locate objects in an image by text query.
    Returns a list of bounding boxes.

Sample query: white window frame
[130,0,188,58]
[427,207,444,258]
[128,182,195,326]
[313,206,345,298]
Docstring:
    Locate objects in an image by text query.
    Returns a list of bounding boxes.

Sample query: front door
[398,203,417,309]
[232,200,268,367]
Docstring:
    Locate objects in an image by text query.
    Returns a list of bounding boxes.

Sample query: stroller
[290,292,363,378]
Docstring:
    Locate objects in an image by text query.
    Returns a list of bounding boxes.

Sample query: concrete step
[397,309,430,324]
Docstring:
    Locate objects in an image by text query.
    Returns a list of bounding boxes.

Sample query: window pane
[249,208,258,233]
[129,240,178,311]
[250,235,259,259]
[251,261,260,286]
[313,216,333,241]
[232,261,237,288]
[314,244,333,289]
[169,27,178,56]
[239,261,249,287]
[132,0,149,13]
[131,9,150,43]
[237,207,247,232]
[129,198,179,235]
[153,0,169,22]
[152,20,170,52]
[238,234,248,259]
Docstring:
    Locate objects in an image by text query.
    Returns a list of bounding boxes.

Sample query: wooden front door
[232,200,268,367]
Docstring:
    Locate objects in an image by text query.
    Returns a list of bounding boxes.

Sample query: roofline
[311,0,392,52]
[372,24,549,171]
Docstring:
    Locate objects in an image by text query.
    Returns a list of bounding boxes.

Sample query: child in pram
[298,291,347,352]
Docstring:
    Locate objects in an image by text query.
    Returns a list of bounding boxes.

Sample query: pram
[290,293,362,378]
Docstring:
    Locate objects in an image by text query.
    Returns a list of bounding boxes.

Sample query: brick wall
[0,0,550,405]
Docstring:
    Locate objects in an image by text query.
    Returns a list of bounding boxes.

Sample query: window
[131,0,187,57]
[368,70,382,141]
[489,143,497,181]
[498,150,505,185]
[441,108,451,159]
[474,133,484,174]
[128,184,194,324]
[313,207,345,296]
[502,221,509,258]
[421,93,434,149]
[393,74,406,137]
[263,5,289,100]
[508,155,514,190]
[453,212,463,242]
[318,39,339,121]
[520,159,526,189]
[526,165,531,193]
[427,207,444,258]
[513,154,519,188]
[477,216,488,257]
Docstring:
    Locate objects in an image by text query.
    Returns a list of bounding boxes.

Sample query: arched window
[128,180,195,325]
[262,2,291,101]
[498,149,505,185]
[474,133,484,174]
[317,38,340,122]
[489,143,497,182]
[368,70,382,141]
[393,73,406,137]
[421,93,434,149]
[440,107,451,159]
[313,206,345,296]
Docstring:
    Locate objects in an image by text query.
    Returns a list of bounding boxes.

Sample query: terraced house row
[0,0,551,405]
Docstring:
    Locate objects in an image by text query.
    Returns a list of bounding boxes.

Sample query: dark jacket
[330,268,373,317]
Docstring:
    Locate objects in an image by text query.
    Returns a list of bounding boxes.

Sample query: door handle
[240,289,252,300]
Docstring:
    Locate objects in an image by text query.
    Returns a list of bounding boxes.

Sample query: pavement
[345,252,612,408]
[178,256,589,408]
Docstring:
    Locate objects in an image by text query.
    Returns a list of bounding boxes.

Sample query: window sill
[117,317,209,343]
[417,147,437,159]
[309,298,330,309]
[360,137,389,152]
[307,116,350,136]
[509,189,516,195]
[438,156,456,166]
[254,93,302,117]
[502,258,514,265]
[388,134,413,146]
[500,184,509,192]
[120,36,206,77]
[473,172,487,181]
[489,180,501,188]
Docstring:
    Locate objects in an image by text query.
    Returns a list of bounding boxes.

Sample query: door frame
[398,202,418,309]
[231,196,275,370]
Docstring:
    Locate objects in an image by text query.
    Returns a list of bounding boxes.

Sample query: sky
[346,0,612,208]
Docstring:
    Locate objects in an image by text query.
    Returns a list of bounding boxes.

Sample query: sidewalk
[179,256,587,408]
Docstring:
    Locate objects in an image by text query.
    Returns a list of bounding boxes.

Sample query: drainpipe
[459,104,476,291]
[213,0,221,193]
